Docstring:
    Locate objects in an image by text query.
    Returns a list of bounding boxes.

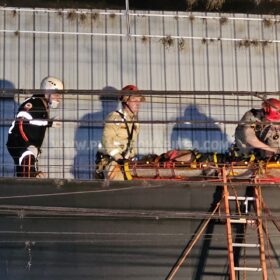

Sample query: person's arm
[102,112,123,161]
[16,111,58,128]
[243,126,277,153]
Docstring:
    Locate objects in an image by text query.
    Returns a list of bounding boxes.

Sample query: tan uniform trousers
[104,160,125,180]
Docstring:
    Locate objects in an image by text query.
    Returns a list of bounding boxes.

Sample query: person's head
[120,84,145,115]
[40,76,64,109]
[262,98,280,121]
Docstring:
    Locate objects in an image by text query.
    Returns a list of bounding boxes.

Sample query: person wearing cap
[95,84,145,180]
[235,98,280,159]
[6,76,64,177]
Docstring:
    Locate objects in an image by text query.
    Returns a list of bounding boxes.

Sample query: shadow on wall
[171,104,230,153]
[71,86,118,179]
[0,80,17,176]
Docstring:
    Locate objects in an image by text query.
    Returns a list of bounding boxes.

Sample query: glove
[52,120,62,128]
[50,117,62,128]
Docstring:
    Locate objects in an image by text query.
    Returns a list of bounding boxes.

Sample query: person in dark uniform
[6,76,64,177]
[235,98,280,159]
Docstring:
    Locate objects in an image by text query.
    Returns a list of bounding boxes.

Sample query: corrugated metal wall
[0,7,280,179]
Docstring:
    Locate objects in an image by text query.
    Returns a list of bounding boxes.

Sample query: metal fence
[1,90,279,179]
[1,6,280,178]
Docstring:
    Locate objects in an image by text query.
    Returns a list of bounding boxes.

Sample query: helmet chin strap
[123,102,137,117]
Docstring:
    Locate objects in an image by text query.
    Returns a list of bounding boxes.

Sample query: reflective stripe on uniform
[110,148,120,157]
[19,151,35,166]
[16,111,33,120]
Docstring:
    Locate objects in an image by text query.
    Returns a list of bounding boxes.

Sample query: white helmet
[40,76,64,90]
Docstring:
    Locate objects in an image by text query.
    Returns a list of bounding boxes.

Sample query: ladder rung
[230,218,247,224]
[228,196,255,201]
[229,218,255,224]
[234,267,262,272]
[232,243,260,248]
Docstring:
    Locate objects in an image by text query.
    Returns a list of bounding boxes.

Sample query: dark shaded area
[0,80,17,177]
[171,104,229,153]
[192,186,227,279]
[0,0,280,14]
[0,178,278,279]
[71,86,118,180]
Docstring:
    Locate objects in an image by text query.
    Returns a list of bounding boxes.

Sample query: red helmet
[120,84,145,102]
[262,98,280,121]
[122,85,138,91]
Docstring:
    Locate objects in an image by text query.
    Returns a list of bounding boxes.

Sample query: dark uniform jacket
[7,96,52,157]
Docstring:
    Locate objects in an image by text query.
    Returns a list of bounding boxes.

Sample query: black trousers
[6,146,38,177]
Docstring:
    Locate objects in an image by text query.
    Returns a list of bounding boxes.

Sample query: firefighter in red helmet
[95,84,145,180]
[235,98,280,159]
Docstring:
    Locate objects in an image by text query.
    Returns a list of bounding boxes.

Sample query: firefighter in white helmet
[235,98,280,159]
[95,84,145,180]
[6,76,64,177]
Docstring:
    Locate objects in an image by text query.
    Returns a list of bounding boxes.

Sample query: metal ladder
[222,167,268,280]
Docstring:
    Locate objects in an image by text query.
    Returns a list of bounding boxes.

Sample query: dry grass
[186,0,197,9]
[206,0,225,10]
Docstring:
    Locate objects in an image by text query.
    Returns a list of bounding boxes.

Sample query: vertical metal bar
[1,10,6,176]
[125,0,130,37]
[62,12,65,179]
[220,12,226,152]
[32,9,35,89]
[76,16,80,178]
[16,10,20,106]
[190,13,195,147]
[77,93,80,177]
[254,184,268,280]
[148,11,154,154]
[90,93,94,180]
[223,166,236,280]
[247,15,253,107]
[274,15,280,91]
[233,14,240,122]
[205,11,211,152]
[105,11,108,86]
[120,10,123,87]
[90,11,94,180]
[134,13,137,87]
[176,11,182,149]
[205,11,210,92]
[162,11,168,151]
[261,16,266,92]
[47,10,50,177]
